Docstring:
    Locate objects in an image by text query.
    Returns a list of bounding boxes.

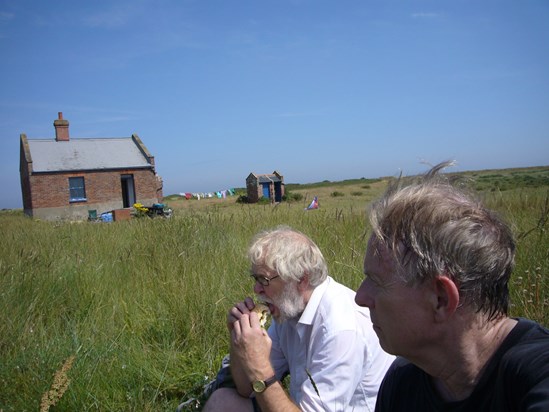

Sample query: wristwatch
[251,375,277,393]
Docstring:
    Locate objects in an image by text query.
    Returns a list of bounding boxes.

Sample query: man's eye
[364,274,380,286]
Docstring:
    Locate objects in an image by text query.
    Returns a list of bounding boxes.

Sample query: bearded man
[203,226,394,412]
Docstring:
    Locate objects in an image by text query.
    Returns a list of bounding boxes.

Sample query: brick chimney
[54,112,69,142]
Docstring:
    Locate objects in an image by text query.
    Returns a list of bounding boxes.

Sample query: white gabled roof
[28,137,152,172]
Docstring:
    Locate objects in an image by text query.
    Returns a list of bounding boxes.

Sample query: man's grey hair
[248,226,328,287]
[369,161,516,320]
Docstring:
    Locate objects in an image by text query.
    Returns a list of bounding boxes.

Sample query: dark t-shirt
[375,318,549,411]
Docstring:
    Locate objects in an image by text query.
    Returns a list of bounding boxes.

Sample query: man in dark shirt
[355,161,549,411]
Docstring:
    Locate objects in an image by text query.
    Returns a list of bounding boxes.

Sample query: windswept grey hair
[248,226,328,287]
[369,161,516,321]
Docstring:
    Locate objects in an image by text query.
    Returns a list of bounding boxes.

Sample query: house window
[69,177,87,202]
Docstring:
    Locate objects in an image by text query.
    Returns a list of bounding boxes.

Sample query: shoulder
[502,318,549,360]
[376,358,429,410]
[500,319,549,377]
[494,319,549,408]
[319,278,362,309]
[315,279,370,323]
[321,277,356,300]
[384,357,419,380]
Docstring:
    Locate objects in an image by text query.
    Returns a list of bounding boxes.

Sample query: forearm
[227,299,258,396]
[229,347,254,397]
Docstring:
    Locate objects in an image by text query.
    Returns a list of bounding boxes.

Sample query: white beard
[272,282,306,322]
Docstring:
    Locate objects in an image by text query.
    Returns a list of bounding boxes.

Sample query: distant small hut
[246,171,284,203]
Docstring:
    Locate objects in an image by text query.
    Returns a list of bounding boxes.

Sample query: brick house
[246,171,284,203]
[19,112,163,221]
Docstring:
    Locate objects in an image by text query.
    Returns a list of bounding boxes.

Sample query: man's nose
[253,281,264,295]
[355,280,374,308]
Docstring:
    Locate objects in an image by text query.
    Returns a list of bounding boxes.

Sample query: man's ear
[432,276,460,322]
[298,273,310,292]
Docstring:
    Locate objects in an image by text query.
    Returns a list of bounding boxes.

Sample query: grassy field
[1,166,548,411]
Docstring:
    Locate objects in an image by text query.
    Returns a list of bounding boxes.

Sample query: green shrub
[283,190,303,202]
[236,195,249,204]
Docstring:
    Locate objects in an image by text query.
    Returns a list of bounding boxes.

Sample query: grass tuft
[40,355,75,412]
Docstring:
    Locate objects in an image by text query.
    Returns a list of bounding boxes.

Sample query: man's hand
[227,297,255,332]
[226,298,274,396]
[231,314,300,412]
[222,301,299,412]
[231,309,273,379]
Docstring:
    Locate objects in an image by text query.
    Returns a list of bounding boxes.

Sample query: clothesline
[179,189,236,200]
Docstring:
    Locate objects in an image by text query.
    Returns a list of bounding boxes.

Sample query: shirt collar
[297,276,331,326]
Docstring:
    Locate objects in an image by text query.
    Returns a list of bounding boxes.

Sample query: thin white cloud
[90,115,134,123]
[81,4,142,29]
[449,68,524,82]
[0,11,15,20]
[0,101,143,116]
[411,12,439,19]
[273,111,324,118]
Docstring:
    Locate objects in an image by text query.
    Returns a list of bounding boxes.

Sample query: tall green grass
[1,175,547,411]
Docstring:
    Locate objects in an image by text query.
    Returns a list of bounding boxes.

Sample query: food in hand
[252,303,271,328]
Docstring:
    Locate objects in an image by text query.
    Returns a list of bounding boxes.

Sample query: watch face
[252,380,266,393]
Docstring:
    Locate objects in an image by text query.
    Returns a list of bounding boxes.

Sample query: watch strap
[263,374,277,388]
[251,374,277,394]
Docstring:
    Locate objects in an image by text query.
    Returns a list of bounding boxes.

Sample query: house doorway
[262,183,270,199]
[121,174,136,208]
[274,182,282,202]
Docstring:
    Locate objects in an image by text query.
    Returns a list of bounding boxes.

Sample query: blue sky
[1,0,548,209]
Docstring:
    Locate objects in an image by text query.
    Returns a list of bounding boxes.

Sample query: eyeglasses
[250,273,280,287]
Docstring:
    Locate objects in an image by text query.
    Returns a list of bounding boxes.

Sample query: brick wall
[19,134,33,213]
[26,168,161,220]
[246,177,261,203]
